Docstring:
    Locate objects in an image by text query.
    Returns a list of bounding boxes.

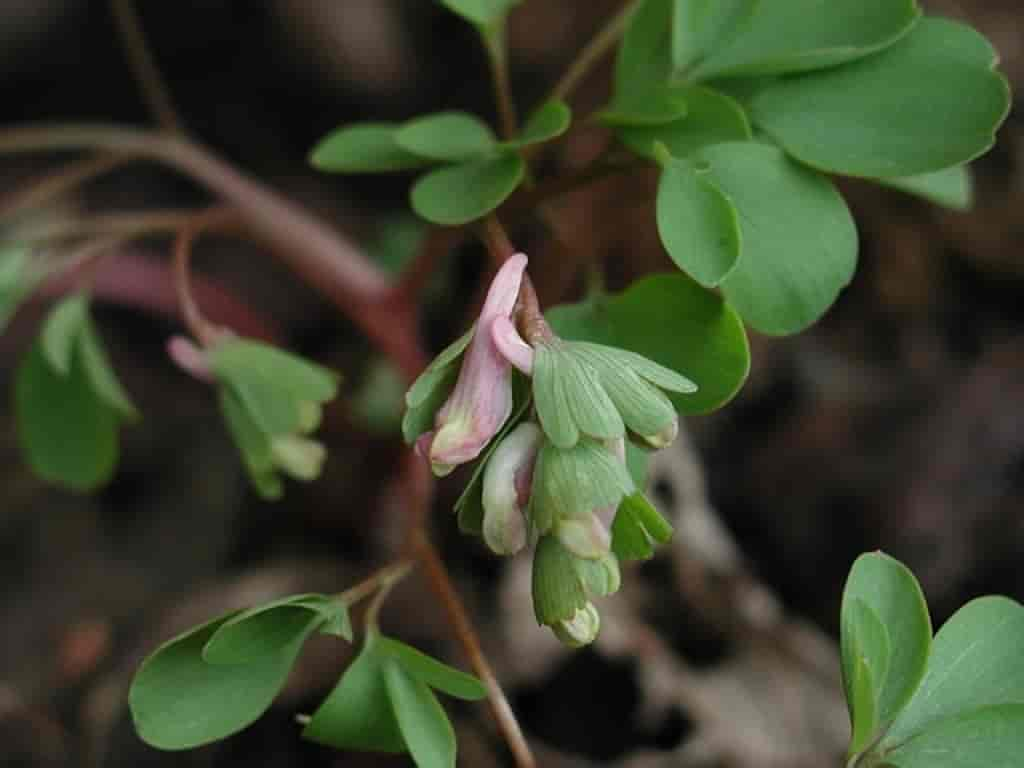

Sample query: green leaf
[77,319,139,420]
[611,492,673,561]
[547,273,750,415]
[690,0,920,79]
[302,636,406,753]
[410,153,525,226]
[396,112,497,162]
[508,100,571,148]
[617,85,751,160]
[882,704,1024,768]
[203,595,350,663]
[883,596,1024,749]
[602,0,688,126]
[842,598,891,756]
[16,343,119,492]
[672,0,757,75]
[881,166,974,212]
[439,0,520,27]
[532,534,587,625]
[695,141,858,335]
[842,553,931,737]
[309,123,432,173]
[41,295,88,374]
[377,637,486,700]
[749,18,1011,178]
[656,157,741,287]
[130,609,319,750]
[384,661,456,768]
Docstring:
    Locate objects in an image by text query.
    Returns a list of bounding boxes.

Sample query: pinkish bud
[429,253,530,475]
[481,422,542,555]
[167,335,214,382]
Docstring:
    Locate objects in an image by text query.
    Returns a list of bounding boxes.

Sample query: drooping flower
[404,253,533,476]
[172,336,339,500]
[480,421,542,555]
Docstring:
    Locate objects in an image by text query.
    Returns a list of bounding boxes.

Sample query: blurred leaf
[749,18,1011,177]
[410,154,525,225]
[130,610,319,750]
[77,319,138,420]
[690,0,920,79]
[547,273,750,415]
[384,662,456,768]
[16,343,119,492]
[881,166,973,211]
[218,387,282,500]
[309,123,432,173]
[842,598,891,755]
[695,141,857,335]
[439,0,520,27]
[0,244,42,332]
[507,100,571,148]
[396,112,497,162]
[41,294,88,374]
[601,0,688,125]
[672,0,757,75]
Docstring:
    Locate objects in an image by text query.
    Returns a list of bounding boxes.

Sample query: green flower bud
[552,603,600,648]
[531,337,695,452]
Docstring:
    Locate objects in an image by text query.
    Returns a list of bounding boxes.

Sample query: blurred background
[1,1,1022,766]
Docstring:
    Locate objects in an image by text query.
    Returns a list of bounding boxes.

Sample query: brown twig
[414,528,536,768]
[548,0,641,106]
[0,123,426,378]
[481,213,516,266]
[14,208,200,244]
[0,154,132,223]
[108,0,184,135]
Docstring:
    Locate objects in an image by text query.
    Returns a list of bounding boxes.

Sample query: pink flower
[424,253,533,476]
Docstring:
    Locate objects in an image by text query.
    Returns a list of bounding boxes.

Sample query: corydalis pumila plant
[404,253,690,645]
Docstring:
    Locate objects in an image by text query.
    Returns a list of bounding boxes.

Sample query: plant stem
[13,209,199,244]
[108,0,184,135]
[0,154,133,223]
[413,527,536,768]
[548,0,640,105]
[171,207,238,346]
[481,213,516,265]
[0,123,426,379]
[483,22,518,140]
[338,560,414,609]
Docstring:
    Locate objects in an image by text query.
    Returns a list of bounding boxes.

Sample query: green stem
[483,21,518,140]
[337,560,414,611]
[547,0,641,105]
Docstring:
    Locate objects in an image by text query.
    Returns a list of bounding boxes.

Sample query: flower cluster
[404,253,694,646]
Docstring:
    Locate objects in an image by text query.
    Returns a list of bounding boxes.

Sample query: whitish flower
[480,421,542,555]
